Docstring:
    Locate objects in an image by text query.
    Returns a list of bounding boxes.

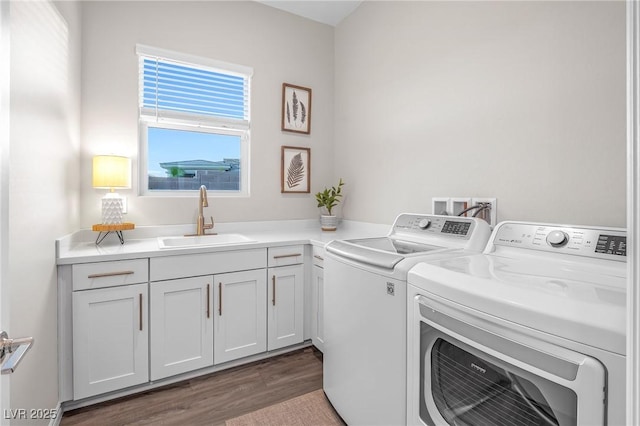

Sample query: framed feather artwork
[282,83,312,134]
[281,146,310,193]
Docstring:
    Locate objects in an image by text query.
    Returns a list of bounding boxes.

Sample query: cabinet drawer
[151,248,267,282]
[312,245,324,268]
[72,259,149,291]
[268,245,305,267]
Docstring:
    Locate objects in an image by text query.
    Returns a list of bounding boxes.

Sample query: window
[137,45,252,195]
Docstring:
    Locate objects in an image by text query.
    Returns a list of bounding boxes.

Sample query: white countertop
[56,219,390,265]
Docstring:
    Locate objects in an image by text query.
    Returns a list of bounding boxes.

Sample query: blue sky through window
[148,127,240,177]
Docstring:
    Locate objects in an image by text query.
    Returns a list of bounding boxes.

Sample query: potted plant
[315,178,344,231]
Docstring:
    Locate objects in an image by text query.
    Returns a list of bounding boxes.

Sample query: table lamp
[92,155,131,224]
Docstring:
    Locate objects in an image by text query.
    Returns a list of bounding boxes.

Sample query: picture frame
[281,146,310,193]
[281,83,312,134]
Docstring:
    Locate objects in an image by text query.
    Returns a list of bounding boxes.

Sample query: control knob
[546,230,569,247]
[417,218,431,229]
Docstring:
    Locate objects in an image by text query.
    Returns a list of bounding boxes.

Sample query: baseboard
[48,401,62,426]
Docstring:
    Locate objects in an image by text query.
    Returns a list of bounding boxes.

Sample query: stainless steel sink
[157,234,256,249]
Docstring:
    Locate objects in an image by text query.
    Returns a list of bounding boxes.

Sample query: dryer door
[428,335,576,426]
[410,295,606,426]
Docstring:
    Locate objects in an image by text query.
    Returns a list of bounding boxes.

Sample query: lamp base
[102,192,123,225]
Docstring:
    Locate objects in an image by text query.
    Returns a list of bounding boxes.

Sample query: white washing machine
[407,221,627,426]
[323,213,491,426]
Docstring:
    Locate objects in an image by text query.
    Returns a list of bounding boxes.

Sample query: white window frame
[136,44,252,197]
[139,122,250,197]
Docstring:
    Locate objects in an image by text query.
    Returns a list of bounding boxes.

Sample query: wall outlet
[432,198,450,215]
[471,197,497,227]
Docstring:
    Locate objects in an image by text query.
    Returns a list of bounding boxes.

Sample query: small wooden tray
[92,223,135,245]
[92,223,135,232]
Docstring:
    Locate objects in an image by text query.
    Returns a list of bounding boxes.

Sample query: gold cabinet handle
[272,253,302,260]
[272,275,276,306]
[139,293,143,331]
[218,283,222,316]
[88,270,134,279]
[206,284,210,319]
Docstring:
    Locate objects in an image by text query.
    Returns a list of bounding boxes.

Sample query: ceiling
[256,1,362,26]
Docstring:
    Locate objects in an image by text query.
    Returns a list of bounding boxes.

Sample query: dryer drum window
[423,334,578,426]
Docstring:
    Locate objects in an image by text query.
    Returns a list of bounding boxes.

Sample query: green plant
[315,178,344,216]
[168,166,185,177]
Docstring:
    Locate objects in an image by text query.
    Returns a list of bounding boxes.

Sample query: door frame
[0,0,11,418]
[627,0,640,424]
[628,0,640,424]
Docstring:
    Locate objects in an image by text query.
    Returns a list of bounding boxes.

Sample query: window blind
[137,46,251,130]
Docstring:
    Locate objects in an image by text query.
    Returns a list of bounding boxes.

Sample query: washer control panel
[546,230,569,247]
[491,222,626,261]
[392,214,475,239]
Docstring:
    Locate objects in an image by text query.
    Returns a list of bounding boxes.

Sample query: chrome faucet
[196,185,214,235]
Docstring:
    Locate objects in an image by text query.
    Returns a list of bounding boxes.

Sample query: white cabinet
[151,249,269,367]
[214,269,267,364]
[60,243,312,402]
[150,276,214,380]
[267,245,304,351]
[73,282,149,400]
[213,245,305,364]
[71,259,149,400]
[151,248,268,367]
[311,246,325,352]
[268,264,304,350]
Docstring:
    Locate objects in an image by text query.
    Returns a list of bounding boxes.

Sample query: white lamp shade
[93,155,131,189]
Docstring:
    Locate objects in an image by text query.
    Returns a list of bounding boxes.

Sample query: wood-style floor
[61,347,326,426]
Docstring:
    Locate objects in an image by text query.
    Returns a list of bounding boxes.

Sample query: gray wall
[80,1,335,227]
[334,1,626,227]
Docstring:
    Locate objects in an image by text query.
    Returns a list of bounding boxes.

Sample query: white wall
[335,1,626,227]
[9,0,81,422]
[80,1,334,228]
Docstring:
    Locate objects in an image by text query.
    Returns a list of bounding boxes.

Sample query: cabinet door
[150,277,214,380]
[267,264,304,351]
[73,283,148,400]
[311,264,325,352]
[214,269,267,364]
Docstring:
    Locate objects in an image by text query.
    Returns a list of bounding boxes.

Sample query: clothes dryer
[407,221,627,426]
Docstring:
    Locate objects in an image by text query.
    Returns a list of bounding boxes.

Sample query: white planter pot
[320,215,338,231]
